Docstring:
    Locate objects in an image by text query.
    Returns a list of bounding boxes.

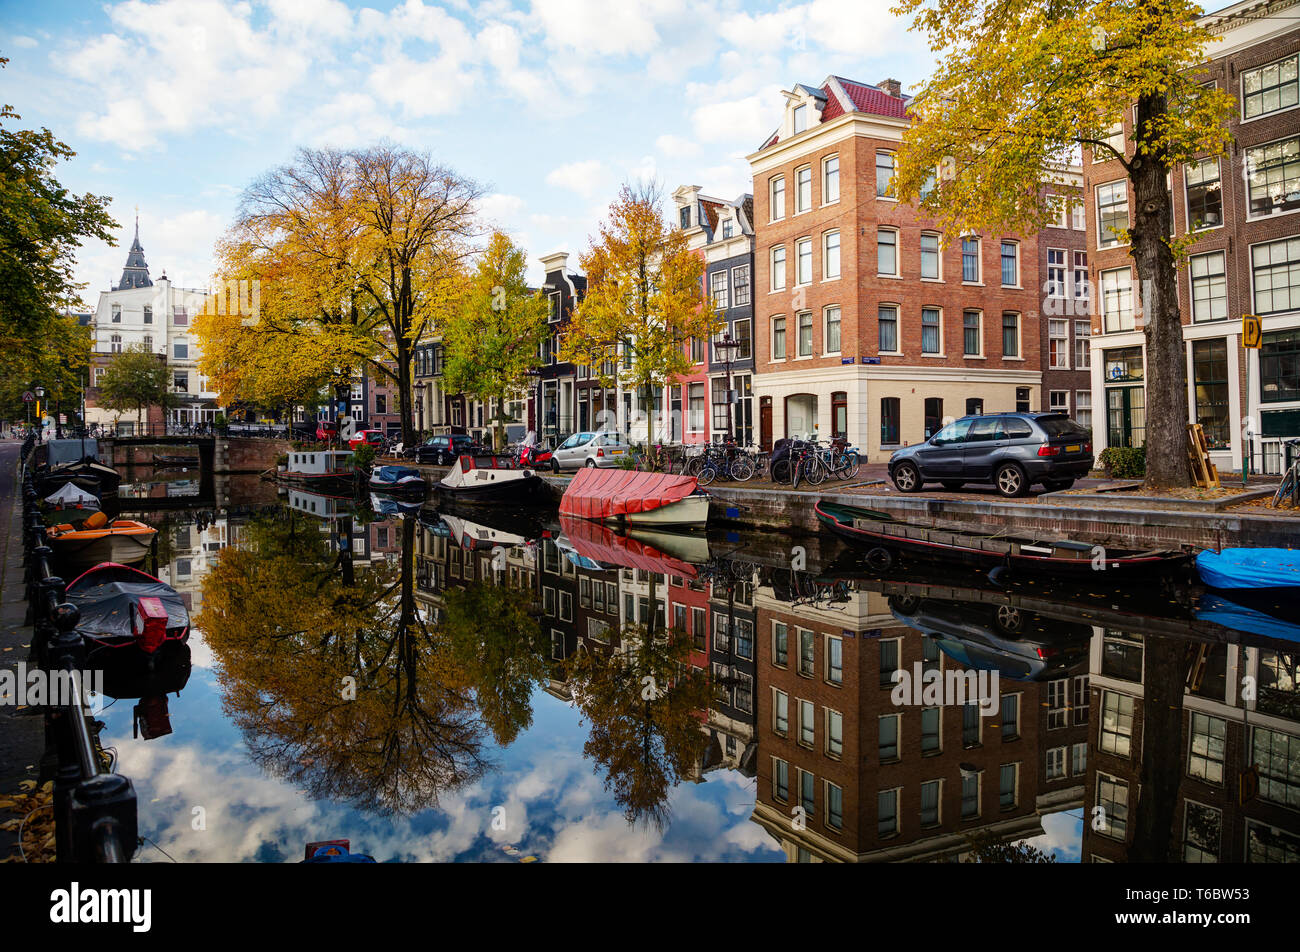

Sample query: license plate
[1065,444,1080,453]
[612,450,623,455]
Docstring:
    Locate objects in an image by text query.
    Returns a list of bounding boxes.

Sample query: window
[1253,237,1300,316]
[111,304,121,323]
[800,769,815,816]
[773,758,789,801]
[734,318,752,360]
[1047,747,1067,780]
[921,707,940,753]
[876,151,896,197]
[920,780,941,827]
[962,702,981,747]
[770,176,785,220]
[1076,390,1092,428]
[1193,339,1230,448]
[1002,312,1019,357]
[1096,121,1125,162]
[878,789,899,836]
[879,714,900,761]
[826,782,843,830]
[878,229,898,275]
[924,399,945,439]
[1000,241,1018,286]
[1096,774,1129,839]
[1260,329,1300,403]
[961,772,980,818]
[772,317,786,359]
[689,336,704,364]
[797,311,813,357]
[823,230,840,279]
[826,709,843,758]
[796,237,812,285]
[173,370,188,392]
[920,233,940,279]
[795,165,812,213]
[732,265,750,306]
[799,699,815,747]
[1100,268,1135,332]
[1072,742,1087,775]
[1184,803,1222,863]
[773,690,789,734]
[1100,691,1135,757]
[799,627,814,676]
[999,763,1018,809]
[961,237,980,282]
[142,305,152,324]
[771,245,786,291]
[1185,158,1223,229]
[792,102,807,133]
[1001,694,1020,739]
[963,310,981,356]
[879,305,899,353]
[879,638,900,687]
[1252,727,1300,808]
[172,306,187,326]
[710,270,729,309]
[680,205,691,229]
[1097,181,1129,248]
[1072,201,1087,231]
[773,621,788,667]
[1048,319,1069,369]
[721,218,733,238]
[688,383,705,431]
[1073,250,1089,301]
[1075,321,1092,369]
[109,333,122,353]
[1247,821,1300,863]
[1243,53,1299,120]
[823,154,840,203]
[1188,713,1226,784]
[142,334,152,350]
[1245,137,1300,216]
[966,397,983,416]
[880,397,900,445]
[921,308,941,354]
[824,306,841,354]
[1040,249,1064,300]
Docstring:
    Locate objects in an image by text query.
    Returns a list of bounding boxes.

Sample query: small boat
[368,465,426,498]
[65,562,190,656]
[1196,548,1300,591]
[436,454,546,504]
[369,493,422,517]
[559,468,710,529]
[43,482,100,511]
[47,511,157,570]
[151,454,198,467]
[557,515,700,578]
[814,500,1191,578]
[278,449,358,494]
[36,439,120,497]
[440,513,532,550]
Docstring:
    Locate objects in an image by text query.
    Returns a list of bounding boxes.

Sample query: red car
[315,421,339,442]
[348,429,386,450]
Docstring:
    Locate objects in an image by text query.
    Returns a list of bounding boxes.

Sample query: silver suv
[551,431,632,471]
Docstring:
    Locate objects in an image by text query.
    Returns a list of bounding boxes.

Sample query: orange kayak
[47,511,157,569]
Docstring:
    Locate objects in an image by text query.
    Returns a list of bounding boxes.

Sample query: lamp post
[713,331,742,442]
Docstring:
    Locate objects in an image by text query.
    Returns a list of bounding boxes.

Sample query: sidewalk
[0,442,44,859]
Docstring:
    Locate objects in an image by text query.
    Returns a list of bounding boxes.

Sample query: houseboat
[278,449,359,495]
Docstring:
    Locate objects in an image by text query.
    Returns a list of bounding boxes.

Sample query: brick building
[747,76,1044,460]
[1085,1,1300,474]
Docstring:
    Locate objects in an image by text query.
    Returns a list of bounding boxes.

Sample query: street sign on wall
[1243,314,1262,348]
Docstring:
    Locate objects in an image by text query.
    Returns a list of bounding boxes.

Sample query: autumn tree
[98,343,176,427]
[442,231,550,451]
[205,145,482,445]
[889,0,1234,489]
[562,182,710,450]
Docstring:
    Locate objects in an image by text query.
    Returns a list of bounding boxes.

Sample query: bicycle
[635,442,677,474]
[790,440,827,489]
[697,440,754,485]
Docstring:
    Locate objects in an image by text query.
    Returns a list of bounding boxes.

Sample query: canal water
[97,472,1300,863]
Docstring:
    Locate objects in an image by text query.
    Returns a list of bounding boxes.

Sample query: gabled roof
[760,75,910,150]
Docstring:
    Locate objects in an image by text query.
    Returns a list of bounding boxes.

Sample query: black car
[887,412,1093,498]
[415,433,478,465]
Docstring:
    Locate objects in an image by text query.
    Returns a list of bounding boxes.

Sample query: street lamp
[34,386,46,438]
[713,331,742,442]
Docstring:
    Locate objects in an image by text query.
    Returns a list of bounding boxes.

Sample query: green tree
[442,231,550,451]
[98,343,176,426]
[889,0,1234,490]
[562,182,710,450]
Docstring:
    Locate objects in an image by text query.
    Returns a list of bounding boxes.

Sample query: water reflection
[98,490,1299,862]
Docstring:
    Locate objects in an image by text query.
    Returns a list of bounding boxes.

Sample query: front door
[760,398,773,452]
[1106,386,1146,448]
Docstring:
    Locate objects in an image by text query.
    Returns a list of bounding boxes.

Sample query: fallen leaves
[0,780,56,863]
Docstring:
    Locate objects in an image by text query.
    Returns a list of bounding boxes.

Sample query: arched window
[110,333,122,353]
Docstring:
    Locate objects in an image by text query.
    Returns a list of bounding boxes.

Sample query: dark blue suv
[888,412,1093,497]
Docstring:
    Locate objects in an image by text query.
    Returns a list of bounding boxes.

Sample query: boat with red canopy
[558,468,710,528]
[556,515,700,578]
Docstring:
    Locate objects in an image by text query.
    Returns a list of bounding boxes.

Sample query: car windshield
[931,419,973,444]
[1039,416,1089,439]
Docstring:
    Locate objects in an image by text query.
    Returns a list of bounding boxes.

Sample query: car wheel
[994,463,1027,498]
[1042,478,1075,492]
[551,459,560,473]
[994,605,1023,635]
[892,462,921,493]
[941,481,964,491]
[584,458,596,468]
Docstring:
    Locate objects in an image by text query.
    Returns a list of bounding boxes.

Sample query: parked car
[415,433,478,465]
[348,429,387,450]
[887,412,1093,498]
[315,421,339,442]
[551,431,631,471]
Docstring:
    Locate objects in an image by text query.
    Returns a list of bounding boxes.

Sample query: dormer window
[680,206,691,229]
[721,219,734,239]
[793,103,808,134]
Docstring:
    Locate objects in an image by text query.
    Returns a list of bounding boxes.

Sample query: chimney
[878,78,903,98]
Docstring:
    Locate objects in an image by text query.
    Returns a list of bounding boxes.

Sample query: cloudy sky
[3,0,935,305]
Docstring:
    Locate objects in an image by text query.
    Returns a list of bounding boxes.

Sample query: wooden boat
[1195,548,1300,591]
[436,455,546,504]
[36,439,120,496]
[151,454,198,467]
[43,482,100,511]
[368,465,426,498]
[814,500,1191,578]
[47,511,157,570]
[65,562,189,656]
[559,468,710,529]
[278,449,358,494]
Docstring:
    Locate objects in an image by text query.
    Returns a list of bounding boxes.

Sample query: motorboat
[1195,547,1300,591]
[46,511,157,570]
[558,468,710,529]
[368,465,427,498]
[436,455,547,504]
[35,438,120,497]
[65,562,190,657]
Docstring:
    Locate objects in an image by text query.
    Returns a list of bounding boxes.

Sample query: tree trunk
[1133,91,1191,490]
[1128,635,1188,861]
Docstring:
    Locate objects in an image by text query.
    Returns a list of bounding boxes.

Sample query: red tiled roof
[824,78,908,121]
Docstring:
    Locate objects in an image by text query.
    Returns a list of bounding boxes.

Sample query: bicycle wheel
[697,462,718,486]
[730,457,754,481]
[804,456,827,486]
[842,451,860,480]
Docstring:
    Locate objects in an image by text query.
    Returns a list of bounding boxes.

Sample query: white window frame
[1096,180,1130,249]
[795,236,813,286]
[770,245,786,292]
[770,175,786,221]
[878,227,899,277]
[823,229,841,280]
[1241,52,1300,124]
[823,305,841,356]
[822,153,840,205]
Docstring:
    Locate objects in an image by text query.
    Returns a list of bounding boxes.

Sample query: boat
[814,500,1191,578]
[559,468,710,529]
[436,454,547,504]
[35,439,120,497]
[368,465,427,498]
[1195,547,1300,591]
[43,482,100,512]
[151,454,198,467]
[278,449,358,494]
[46,511,157,570]
[369,493,422,517]
[556,515,700,578]
[65,562,190,657]
[441,513,533,550]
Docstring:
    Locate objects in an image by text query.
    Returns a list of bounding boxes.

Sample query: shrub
[350,443,377,471]
[274,453,288,467]
[1098,445,1146,478]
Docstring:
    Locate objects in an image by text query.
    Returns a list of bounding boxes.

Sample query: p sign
[1243,314,1262,349]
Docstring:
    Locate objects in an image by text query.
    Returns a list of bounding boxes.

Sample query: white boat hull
[617,493,710,528]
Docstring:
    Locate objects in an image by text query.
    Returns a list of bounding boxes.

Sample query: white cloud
[692,91,778,145]
[9,35,38,49]
[479,192,527,228]
[545,159,607,197]
[655,134,698,159]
